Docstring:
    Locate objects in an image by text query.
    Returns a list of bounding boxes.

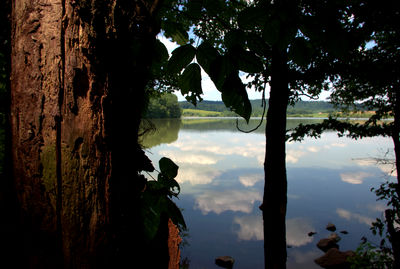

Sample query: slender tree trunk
[390,91,400,267]
[10,1,167,268]
[262,47,289,269]
[392,91,400,188]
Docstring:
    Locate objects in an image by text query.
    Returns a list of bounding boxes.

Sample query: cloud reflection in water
[336,208,374,226]
[194,189,262,215]
[239,174,263,187]
[340,171,372,184]
[233,215,315,248]
[176,167,222,185]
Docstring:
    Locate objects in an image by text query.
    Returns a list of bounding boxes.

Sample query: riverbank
[181,109,391,120]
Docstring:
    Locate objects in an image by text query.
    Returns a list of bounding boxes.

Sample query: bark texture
[11,0,170,267]
[262,47,289,269]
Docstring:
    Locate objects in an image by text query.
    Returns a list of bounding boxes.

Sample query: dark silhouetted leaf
[263,19,280,46]
[166,198,187,229]
[204,0,223,17]
[231,48,264,73]
[209,55,235,89]
[178,63,203,105]
[167,44,196,74]
[246,33,270,55]
[153,39,169,63]
[196,41,220,74]
[159,157,179,179]
[238,7,268,30]
[162,21,189,46]
[220,72,252,122]
[225,30,246,49]
[186,0,204,19]
[288,37,312,67]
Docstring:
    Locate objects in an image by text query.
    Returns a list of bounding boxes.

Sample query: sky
[158,34,331,102]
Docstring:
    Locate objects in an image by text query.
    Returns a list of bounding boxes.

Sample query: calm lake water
[141,118,395,269]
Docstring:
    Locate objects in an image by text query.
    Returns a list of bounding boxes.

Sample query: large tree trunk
[10,0,168,267]
[262,47,289,269]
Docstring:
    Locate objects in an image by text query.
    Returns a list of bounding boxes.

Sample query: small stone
[308,231,317,237]
[215,256,235,268]
[326,223,337,232]
[317,238,339,253]
[340,230,349,235]
[315,248,355,268]
[328,233,341,243]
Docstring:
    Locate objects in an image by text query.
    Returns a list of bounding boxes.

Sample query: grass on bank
[182,109,387,119]
[182,109,224,117]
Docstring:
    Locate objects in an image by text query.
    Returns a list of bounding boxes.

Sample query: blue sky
[158,35,331,102]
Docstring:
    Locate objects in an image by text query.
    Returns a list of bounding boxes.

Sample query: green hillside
[180,99,338,117]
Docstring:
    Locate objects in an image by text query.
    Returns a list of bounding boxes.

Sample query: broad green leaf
[150,39,170,77]
[141,193,162,240]
[178,63,203,105]
[167,44,196,74]
[153,39,169,63]
[196,41,220,74]
[162,21,189,45]
[238,7,268,30]
[159,157,179,179]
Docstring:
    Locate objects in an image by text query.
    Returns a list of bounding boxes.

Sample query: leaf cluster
[349,181,399,268]
[165,0,376,124]
[288,117,391,142]
[349,241,394,269]
[140,157,186,241]
[166,41,255,121]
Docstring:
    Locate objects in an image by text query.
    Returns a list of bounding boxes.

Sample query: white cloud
[286,150,307,164]
[340,171,372,184]
[367,203,387,213]
[307,146,321,153]
[336,208,374,226]
[239,174,263,187]
[378,163,397,177]
[289,250,321,265]
[286,218,315,247]
[233,216,315,247]
[170,139,265,165]
[352,158,375,167]
[194,189,262,215]
[331,143,347,148]
[353,158,397,177]
[176,167,221,185]
[158,150,221,165]
[234,215,263,241]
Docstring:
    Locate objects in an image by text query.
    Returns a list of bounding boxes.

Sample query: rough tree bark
[262,47,289,269]
[10,0,170,268]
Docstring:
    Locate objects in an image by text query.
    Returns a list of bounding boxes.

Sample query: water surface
[141,118,395,269]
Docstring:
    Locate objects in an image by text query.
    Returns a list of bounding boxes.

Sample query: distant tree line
[144,92,182,118]
[179,99,365,117]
